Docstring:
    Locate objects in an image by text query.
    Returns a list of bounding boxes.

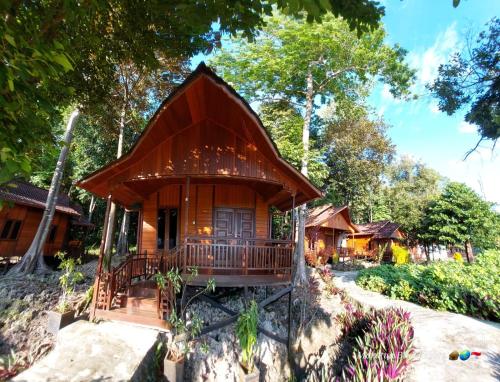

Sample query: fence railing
[94,237,293,316]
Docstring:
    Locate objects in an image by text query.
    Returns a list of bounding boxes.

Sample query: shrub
[305,249,330,267]
[356,250,500,321]
[56,252,84,313]
[342,308,415,382]
[392,246,410,265]
[236,300,259,373]
[453,252,464,263]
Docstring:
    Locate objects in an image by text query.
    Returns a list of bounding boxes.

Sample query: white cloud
[408,23,461,92]
[429,102,440,114]
[458,121,477,134]
[440,147,499,209]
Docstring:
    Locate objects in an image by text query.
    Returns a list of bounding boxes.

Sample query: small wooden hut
[348,220,404,260]
[304,205,357,260]
[0,181,90,264]
[77,63,321,328]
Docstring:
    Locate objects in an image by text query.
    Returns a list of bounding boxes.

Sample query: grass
[356,249,500,321]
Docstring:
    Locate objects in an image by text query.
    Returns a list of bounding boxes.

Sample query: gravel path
[332,270,500,382]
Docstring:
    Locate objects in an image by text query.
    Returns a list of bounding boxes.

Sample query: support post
[287,287,292,357]
[291,193,296,242]
[183,176,190,273]
[90,194,112,319]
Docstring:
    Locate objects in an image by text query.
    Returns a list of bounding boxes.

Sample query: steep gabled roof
[305,204,356,232]
[0,180,82,216]
[354,220,402,239]
[77,62,321,210]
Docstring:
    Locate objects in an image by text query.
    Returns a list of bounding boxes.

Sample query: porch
[92,237,293,329]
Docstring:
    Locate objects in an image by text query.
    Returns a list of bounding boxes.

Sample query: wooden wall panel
[159,185,180,207]
[255,194,269,239]
[196,185,213,236]
[141,194,158,254]
[0,205,28,256]
[112,120,299,195]
[140,183,273,246]
[214,185,254,208]
[0,205,70,257]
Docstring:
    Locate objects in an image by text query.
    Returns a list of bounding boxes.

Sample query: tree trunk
[294,69,314,286]
[464,241,474,263]
[88,195,96,223]
[9,109,80,275]
[116,210,130,257]
[103,101,127,264]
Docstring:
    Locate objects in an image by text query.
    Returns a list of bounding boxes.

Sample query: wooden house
[77,63,321,328]
[0,181,90,263]
[304,205,356,258]
[347,220,404,259]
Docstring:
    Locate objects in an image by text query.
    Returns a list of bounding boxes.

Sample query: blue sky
[191,0,499,207]
[369,0,499,208]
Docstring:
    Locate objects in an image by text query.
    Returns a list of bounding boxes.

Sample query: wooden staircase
[96,280,171,330]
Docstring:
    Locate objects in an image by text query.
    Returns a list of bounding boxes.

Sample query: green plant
[56,252,84,313]
[341,308,415,381]
[236,300,259,373]
[155,267,215,361]
[356,250,500,321]
[453,252,464,263]
[392,245,410,265]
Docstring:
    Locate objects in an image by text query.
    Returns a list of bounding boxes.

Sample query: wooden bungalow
[77,63,321,328]
[347,220,404,260]
[0,181,91,265]
[304,205,356,259]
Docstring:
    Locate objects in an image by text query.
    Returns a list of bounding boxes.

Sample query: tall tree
[211,13,414,283]
[321,101,395,222]
[372,157,442,243]
[429,17,499,153]
[10,110,80,274]
[5,0,387,274]
[0,1,385,184]
[99,59,190,259]
[420,182,499,262]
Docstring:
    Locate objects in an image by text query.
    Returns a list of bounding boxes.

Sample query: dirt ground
[0,260,98,379]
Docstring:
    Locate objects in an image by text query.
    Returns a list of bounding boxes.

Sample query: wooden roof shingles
[305,205,350,227]
[0,180,82,217]
[354,220,402,239]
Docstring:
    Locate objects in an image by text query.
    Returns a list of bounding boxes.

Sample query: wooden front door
[213,208,255,239]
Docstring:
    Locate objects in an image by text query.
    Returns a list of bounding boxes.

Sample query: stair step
[126,296,157,313]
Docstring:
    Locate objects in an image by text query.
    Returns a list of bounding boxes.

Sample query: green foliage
[419,182,500,251]
[0,0,385,184]
[392,246,410,265]
[323,102,395,221]
[356,250,500,321]
[372,156,442,243]
[453,252,464,263]
[236,300,259,373]
[429,17,499,142]
[211,12,414,191]
[56,252,84,313]
[155,267,215,360]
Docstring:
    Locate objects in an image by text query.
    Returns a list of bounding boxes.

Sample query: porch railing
[93,237,293,318]
[183,236,293,276]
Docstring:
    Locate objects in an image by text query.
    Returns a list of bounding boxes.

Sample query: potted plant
[236,300,259,382]
[156,267,214,382]
[47,252,84,334]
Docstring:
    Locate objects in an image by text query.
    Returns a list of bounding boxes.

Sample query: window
[0,220,22,240]
[48,225,58,243]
